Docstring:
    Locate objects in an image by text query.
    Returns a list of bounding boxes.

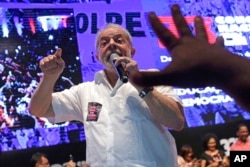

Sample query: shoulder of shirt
[69,81,94,89]
[93,70,107,83]
[71,71,105,87]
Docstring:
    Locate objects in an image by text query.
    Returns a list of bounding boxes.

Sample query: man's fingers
[195,16,208,41]
[148,12,179,51]
[54,48,65,66]
[214,36,225,47]
[55,48,62,58]
[171,4,193,37]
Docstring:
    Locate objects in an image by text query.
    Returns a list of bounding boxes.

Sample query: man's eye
[100,41,107,47]
[116,38,124,44]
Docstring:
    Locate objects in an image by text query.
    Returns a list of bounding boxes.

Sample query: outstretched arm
[131,4,250,111]
[29,48,65,118]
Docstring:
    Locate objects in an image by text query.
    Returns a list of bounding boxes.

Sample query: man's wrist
[139,87,154,98]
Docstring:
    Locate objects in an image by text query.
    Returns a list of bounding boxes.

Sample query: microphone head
[108,53,128,83]
[109,53,120,63]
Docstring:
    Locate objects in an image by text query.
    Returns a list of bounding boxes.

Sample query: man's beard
[103,49,132,71]
[105,49,122,60]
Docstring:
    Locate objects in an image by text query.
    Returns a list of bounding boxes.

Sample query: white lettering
[175,87,222,96]
[242,155,247,161]
[160,55,172,63]
[234,155,241,162]
[215,16,250,24]
[182,95,233,107]
[215,16,250,46]
[234,155,247,162]
[217,24,250,33]
[215,16,225,24]
[220,33,248,46]
[220,137,237,156]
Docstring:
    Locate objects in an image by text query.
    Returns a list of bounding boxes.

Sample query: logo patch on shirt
[86,102,102,121]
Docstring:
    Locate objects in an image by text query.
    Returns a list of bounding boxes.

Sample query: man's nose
[108,39,117,50]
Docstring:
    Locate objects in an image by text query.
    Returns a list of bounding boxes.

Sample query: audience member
[30,152,86,167]
[230,123,250,151]
[0,101,14,129]
[177,144,201,167]
[200,133,229,167]
[131,4,250,112]
[30,152,50,167]
[29,22,184,166]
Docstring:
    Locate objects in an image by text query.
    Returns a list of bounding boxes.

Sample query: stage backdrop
[0,0,250,166]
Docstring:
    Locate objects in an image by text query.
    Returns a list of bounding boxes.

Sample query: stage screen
[140,0,250,128]
[0,7,85,152]
[0,0,250,153]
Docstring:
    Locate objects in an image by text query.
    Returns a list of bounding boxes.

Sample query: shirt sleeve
[51,85,84,124]
[155,85,183,105]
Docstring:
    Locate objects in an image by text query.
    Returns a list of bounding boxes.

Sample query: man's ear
[95,52,100,60]
[131,47,136,57]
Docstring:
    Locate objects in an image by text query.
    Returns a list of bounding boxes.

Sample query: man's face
[36,156,50,167]
[207,137,217,151]
[96,26,134,72]
[237,126,249,142]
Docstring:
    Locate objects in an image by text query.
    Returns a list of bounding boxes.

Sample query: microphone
[109,53,128,83]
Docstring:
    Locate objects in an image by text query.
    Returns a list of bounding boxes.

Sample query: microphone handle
[115,63,128,83]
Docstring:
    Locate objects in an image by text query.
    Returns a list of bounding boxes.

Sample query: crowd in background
[177,123,250,167]
[0,8,83,151]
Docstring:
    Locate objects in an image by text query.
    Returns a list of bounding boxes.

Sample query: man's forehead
[99,27,126,38]
[41,156,48,162]
[100,34,122,40]
[239,126,248,130]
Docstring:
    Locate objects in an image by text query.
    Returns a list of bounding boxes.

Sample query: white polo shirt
[52,70,182,167]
